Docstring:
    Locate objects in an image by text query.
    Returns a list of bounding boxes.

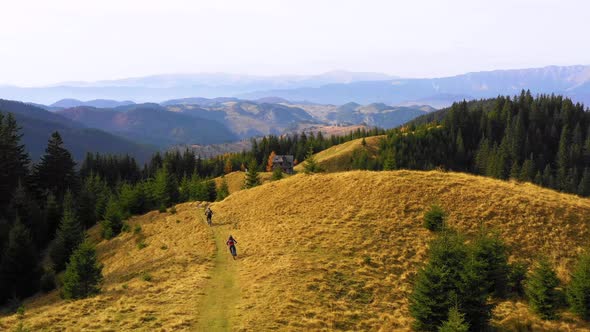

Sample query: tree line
[362,91,590,196]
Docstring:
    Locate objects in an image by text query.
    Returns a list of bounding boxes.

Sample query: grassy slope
[211,171,590,331]
[294,135,384,173]
[214,171,276,195]
[2,171,590,331]
[0,202,215,331]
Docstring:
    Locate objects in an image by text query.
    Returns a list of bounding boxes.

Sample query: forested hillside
[349,92,590,197]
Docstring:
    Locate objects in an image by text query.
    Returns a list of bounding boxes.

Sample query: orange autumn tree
[224,158,233,174]
[266,151,277,172]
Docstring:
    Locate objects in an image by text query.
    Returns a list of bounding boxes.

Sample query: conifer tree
[303,146,323,174]
[61,242,103,300]
[49,191,84,271]
[557,125,570,191]
[44,193,61,236]
[438,306,469,332]
[0,113,30,215]
[266,151,277,172]
[244,159,261,189]
[32,131,77,200]
[206,180,217,201]
[217,177,230,201]
[526,258,561,320]
[271,166,284,181]
[509,161,520,180]
[470,230,510,298]
[410,231,469,330]
[0,219,39,302]
[567,252,590,320]
[578,168,590,196]
[101,196,122,239]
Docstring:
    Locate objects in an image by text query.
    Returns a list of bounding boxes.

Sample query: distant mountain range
[0,99,156,162]
[241,65,590,107]
[1,66,589,108]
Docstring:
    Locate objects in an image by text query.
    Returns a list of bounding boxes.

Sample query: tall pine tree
[0,113,30,217]
[33,131,77,200]
[49,191,84,271]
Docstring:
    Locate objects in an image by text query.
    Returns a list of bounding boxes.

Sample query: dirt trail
[195,212,239,331]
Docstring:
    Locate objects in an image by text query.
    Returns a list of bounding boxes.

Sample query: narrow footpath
[195,211,239,331]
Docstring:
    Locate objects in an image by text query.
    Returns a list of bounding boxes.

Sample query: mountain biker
[226,235,238,259]
[205,206,213,226]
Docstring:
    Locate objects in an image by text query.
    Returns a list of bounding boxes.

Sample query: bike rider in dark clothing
[226,235,238,259]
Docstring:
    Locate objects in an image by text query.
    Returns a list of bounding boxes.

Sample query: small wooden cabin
[272,155,294,174]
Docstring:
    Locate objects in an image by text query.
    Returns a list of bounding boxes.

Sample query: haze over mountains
[2,65,590,108]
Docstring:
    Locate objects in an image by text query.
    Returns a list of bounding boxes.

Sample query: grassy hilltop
[2,168,590,329]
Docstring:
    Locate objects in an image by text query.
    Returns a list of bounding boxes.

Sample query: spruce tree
[244,159,261,189]
[557,125,570,191]
[470,230,509,298]
[525,258,561,320]
[61,242,103,300]
[438,306,469,332]
[33,131,77,199]
[410,231,469,330]
[101,196,122,240]
[0,113,30,216]
[44,193,61,237]
[578,168,590,197]
[303,146,323,174]
[271,166,284,181]
[49,191,84,271]
[0,219,40,302]
[217,177,230,201]
[567,252,590,320]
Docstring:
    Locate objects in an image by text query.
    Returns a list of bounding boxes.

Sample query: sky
[1,0,589,86]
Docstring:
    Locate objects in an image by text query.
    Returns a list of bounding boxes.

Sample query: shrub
[137,240,148,250]
[525,258,561,320]
[121,222,130,233]
[169,206,177,214]
[158,205,167,213]
[133,225,142,234]
[141,272,152,282]
[567,252,590,320]
[423,204,446,231]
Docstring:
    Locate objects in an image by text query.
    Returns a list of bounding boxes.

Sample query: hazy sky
[2,0,589,86]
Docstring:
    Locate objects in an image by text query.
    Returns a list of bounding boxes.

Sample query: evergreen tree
[557,125,570,191]
[410,231,469,331]
[509,161,520,180]
[438,306,469,332]
[217,177,230,201]
[567,252,590,320]
[470,230,510,298]
[578,168,590,196]
[519,158,535,182]
[303,146,323,174]
[43,193,61,237]
[9,181,46,247]
[0,219,39,303]
[206,180,217,202]
[101,196,122,240]
[32,131,77,200]
[271,166,284,181]
[49,191,84,271]
[0,113,30,216]
[525,258,561,320]
[244,159,261,189]
[61,242,103,300]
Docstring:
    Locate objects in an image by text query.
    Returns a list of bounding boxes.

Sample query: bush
[137,240,147,250]
[525,258,561,320]
[423,204,446,231]
[567,252,590,320]
[133,225,142,234]
[40,268,56,292]
[121,222,130,233]
[158,205,167,213]
[141,272,152,282]
[169,206,177,214]
[100,220,114,240]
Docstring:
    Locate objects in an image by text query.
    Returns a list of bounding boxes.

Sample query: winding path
[195,211,239,331]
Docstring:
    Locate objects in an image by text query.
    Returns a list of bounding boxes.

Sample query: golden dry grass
[0,202,215,332]
[294,135,384,173]
[3,170,590,331]
[214,171,277,195]
[211,170,590,331]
